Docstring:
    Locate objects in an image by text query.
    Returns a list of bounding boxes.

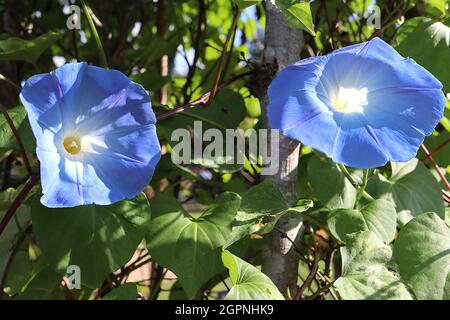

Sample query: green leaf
[0,106,36,152]
[0,32,61,65]
[245,95,261,118]
[146,192,241,298]
[221,250,284,300]
[440,98,450,132]
[334,231,413,300]
[396,17,450,92]
[232,0,262,10]
[446,207,450,227]
[275,0,316,36]
[226,180,313,247]
[18,267,63,300]
[367,159,445,226]
[131,66,170,92]
[393,212,450,299]
[327,199,397,244]
[0,186,33,293]
[416,0,447,18]
[308,155,358,210]
[161,89,247,173]
[103,283,137,300]
[240,179,289,217]
[31,194,150,288]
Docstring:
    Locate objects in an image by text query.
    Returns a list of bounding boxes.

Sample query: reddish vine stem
[0,223,32,293]
[205,8,240,107]
[420,144,450,191]
[295,250,320,300]
[443,190,450,204]
[156,71,253,121]
[0,174,39,237]
[422,138,450,161]
[0,105,33,176]
[0,73,21,92]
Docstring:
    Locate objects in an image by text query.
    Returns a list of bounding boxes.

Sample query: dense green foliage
[0,0,449,300]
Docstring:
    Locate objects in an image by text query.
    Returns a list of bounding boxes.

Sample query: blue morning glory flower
[268,37,445,168]
[20,62,161,208]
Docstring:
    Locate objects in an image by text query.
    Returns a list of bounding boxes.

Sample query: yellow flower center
[63,136,82,155]
[331,87,368,113]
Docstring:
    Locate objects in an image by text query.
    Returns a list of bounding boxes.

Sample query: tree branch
[259,1,304,298]
[156,71,253,121]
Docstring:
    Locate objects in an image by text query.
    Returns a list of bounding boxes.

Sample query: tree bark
[260,1,304,298]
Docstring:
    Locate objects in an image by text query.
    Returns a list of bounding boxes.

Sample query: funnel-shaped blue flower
[268,37,445,168]
[20,62,161,208]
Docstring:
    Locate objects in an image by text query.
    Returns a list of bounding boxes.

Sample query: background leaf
[335,231,413,300]
[275,0,316,36]
[31,194,150,288]
[103,283,138,300]
[396,17,450,92]
[226,180,313,247]
[232,0,262,10]
[393,212,450,299]
[0,32,61,65]
[0,106,36,152]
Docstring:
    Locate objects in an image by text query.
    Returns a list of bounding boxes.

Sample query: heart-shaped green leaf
[31,194,150,288]
[146,192,241,298]
[0,32,61,65]
[327,199,397,244]
[396,17,450,92]
[393,212,450,299]
[335,231,413,300]
[225,180,313,247]
[222,250,284,300]
[367,159,444,226]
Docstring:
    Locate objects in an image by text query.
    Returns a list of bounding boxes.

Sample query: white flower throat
[331,87,368,113]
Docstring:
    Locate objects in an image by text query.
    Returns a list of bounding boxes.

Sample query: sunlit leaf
[0,32,61,65]
[367,159,444,226]
[146,192,241,298]
[335,231,413,300]
[222,250,284,300]
[31,194,150,288]
[396,17,450,92]
[393,212,450,299]
[327,199,397,244]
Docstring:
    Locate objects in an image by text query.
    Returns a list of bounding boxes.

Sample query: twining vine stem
[422,138,450,161]
[0,223,32,293]
[0,73,21,92]
[0,174,39,237]
[354,169,370,208]
[0,105,33,176]
[337,163,374,201]
[80,0,109,69]
[156,71,254,121]
[206,8,240,107]
[420,144,450,191]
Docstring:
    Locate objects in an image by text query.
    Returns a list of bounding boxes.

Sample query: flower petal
[267,37,445,168]
[331,113,389,168]
[364,87,445,161]
[85,125,161,202]
[21,62,161,207]
[326,38,443,91]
